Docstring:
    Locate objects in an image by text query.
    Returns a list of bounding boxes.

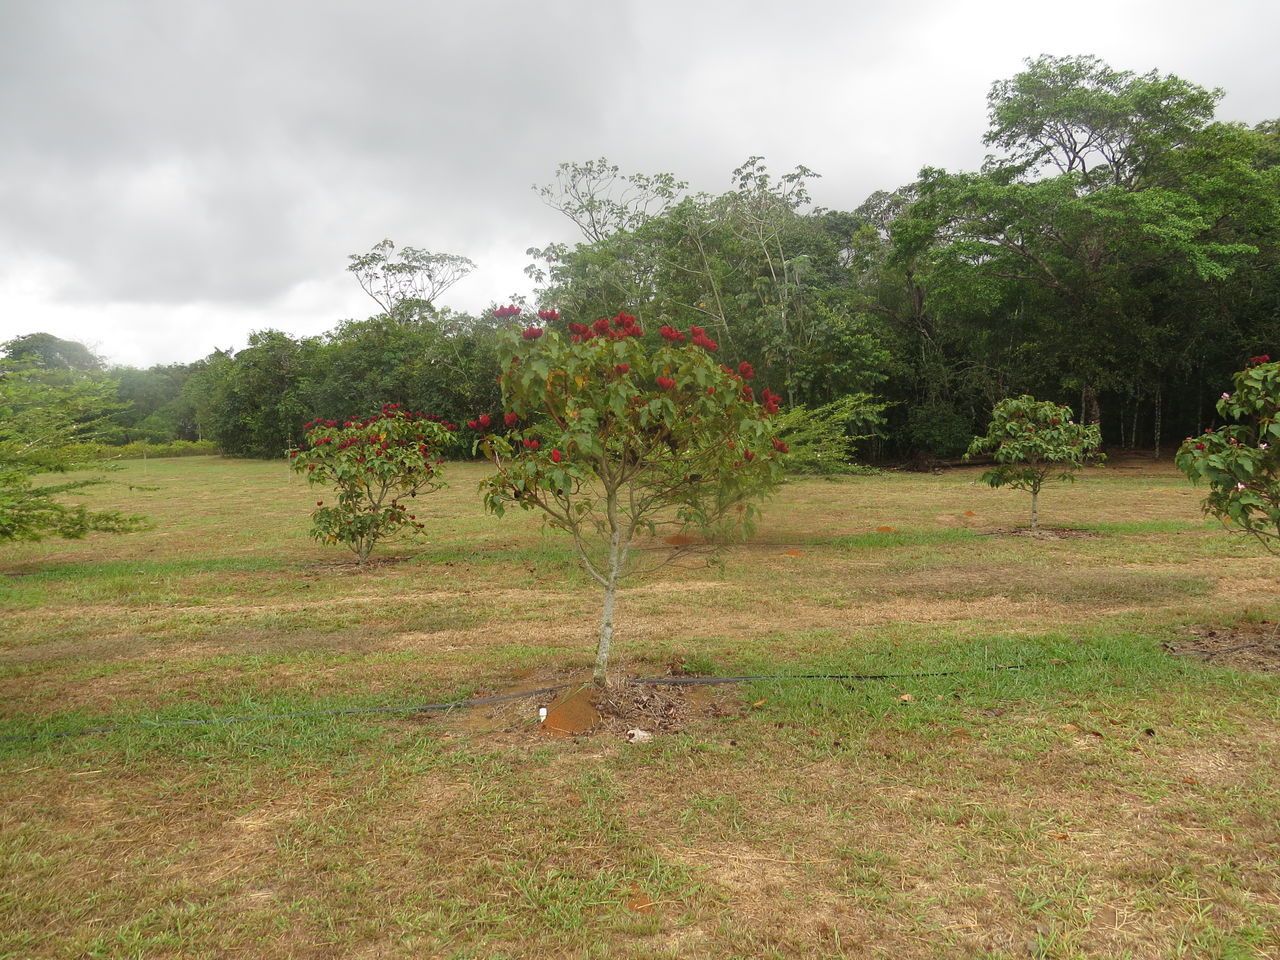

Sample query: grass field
[2,455,1278,959]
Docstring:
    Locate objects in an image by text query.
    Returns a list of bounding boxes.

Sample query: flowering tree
[289,404,452,564]
[1176,355,1279,552]
[478,309,786,686]
[965,395,1103,530]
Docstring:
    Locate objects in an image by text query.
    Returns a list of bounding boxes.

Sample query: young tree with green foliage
[478,309,786,686]
[0,362,147,542]
[966,395,1103,530]
[289,404,452,564]
[1176,355,1279,552]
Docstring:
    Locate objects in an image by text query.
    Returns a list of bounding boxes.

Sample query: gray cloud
[1,0,1276,364]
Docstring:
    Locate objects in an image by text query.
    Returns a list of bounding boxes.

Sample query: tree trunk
[593,494,624,687]
[1080,383,1101,427]
[1152,385,1162,460]
[593,573,618,687]
[1030,489,1039,530]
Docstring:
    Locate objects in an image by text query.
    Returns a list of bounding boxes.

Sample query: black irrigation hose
[2,664,1031,744]
[634,665,1027,686]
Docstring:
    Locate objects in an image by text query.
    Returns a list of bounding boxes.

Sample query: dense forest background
[6,56,1277,463]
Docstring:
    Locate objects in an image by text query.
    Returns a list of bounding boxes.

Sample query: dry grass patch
[2,455,1280,958]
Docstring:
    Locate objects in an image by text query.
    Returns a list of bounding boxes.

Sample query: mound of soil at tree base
[1166,622,1280,674]
[415,666,747,741]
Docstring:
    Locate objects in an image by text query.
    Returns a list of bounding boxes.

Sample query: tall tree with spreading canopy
[347,239,476,322]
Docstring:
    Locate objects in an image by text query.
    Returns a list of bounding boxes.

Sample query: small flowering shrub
[1176,355,1279,553]
[475,308,785,685]
[289,404,451,564]
[965,395,1103,530]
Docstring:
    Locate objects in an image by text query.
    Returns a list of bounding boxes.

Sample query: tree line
[6,54,1277,462]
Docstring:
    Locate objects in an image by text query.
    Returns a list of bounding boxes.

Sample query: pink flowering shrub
[1176,355,1279,552]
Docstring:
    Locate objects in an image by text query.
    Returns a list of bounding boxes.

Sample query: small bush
[773,394,888,475]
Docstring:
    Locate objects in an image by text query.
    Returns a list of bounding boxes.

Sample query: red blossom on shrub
[505,412,519,427]
[493,304,522,319]
[551,448,563,463]
[659,325,686,343]
[772,438,789,453]
[538,309,560,322]
[522,327,544,340]
[523,438,540,450]
[656,376,676,390]
[691,330,718,351]
[593,317,612,335]
[479,414,491,429]
[614,363,630,375]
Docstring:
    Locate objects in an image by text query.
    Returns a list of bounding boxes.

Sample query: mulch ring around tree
[1166,621,1280,674]
[414,666,747,741]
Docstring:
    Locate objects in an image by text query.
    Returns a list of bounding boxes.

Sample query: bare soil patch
[981,526,1102,540]
[413,667,744,741]
[1167,621,1280,673]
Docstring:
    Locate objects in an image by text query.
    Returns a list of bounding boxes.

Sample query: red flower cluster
[614,363,630,375]
[567,311,643,343]
[689,326,718,351]
[737,361,755,380]
[656,376,676,390]
[760,388,781,415]
[772,438,789,453]
[1249,354,1272,366]
[504,412,519,427]
[551,448,563,463]
[522,327,544,340]
[659,325,686,343]
[466,413,493,430]
[538,308,560,322]
[493,304,522,319]
[522,438,540,450]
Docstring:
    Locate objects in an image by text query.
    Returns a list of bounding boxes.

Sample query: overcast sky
[2,0,1276,368]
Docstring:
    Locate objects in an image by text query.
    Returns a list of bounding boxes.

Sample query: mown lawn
[1,455,1278,959]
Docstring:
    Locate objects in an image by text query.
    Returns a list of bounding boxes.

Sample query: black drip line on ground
[2,664,1030,743]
